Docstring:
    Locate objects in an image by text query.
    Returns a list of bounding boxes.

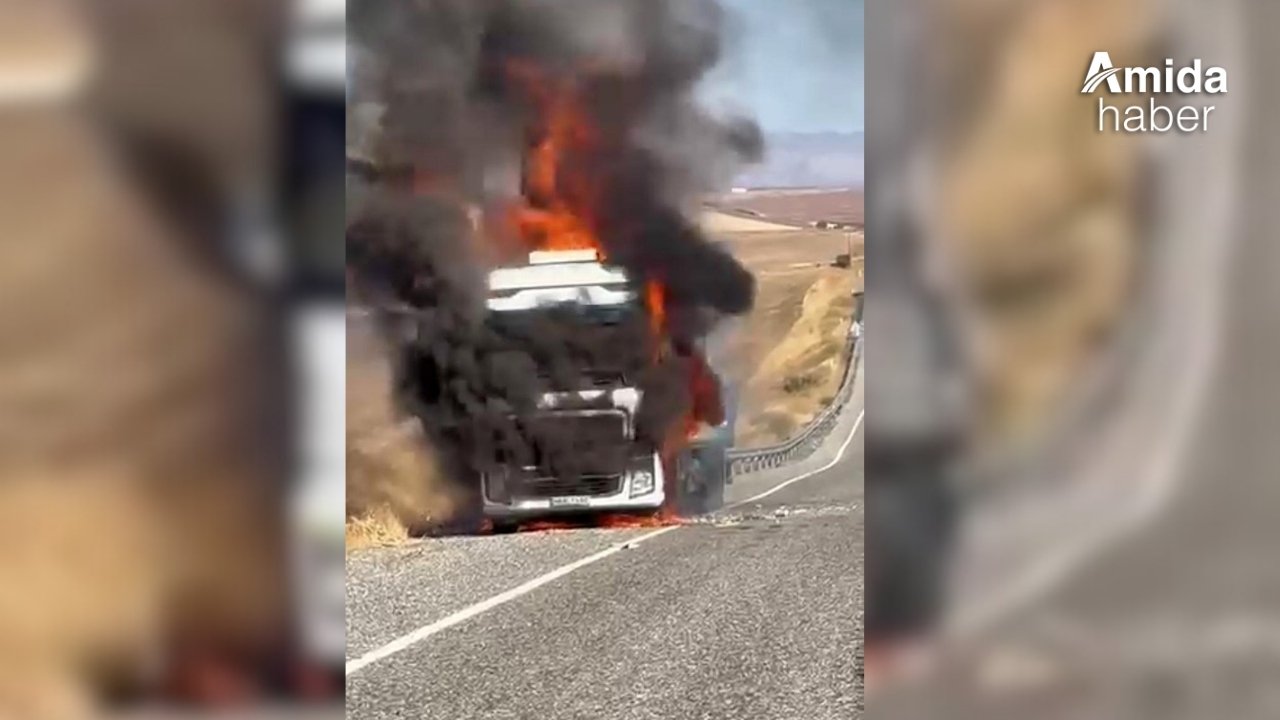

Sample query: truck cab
[479,249,668,521]
[477,248,735,521]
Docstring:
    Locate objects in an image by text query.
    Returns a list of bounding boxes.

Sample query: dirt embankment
[735,268,858,447]
[710,226,863,447]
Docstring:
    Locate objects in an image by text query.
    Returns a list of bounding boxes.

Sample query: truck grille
[508,474,622,499]
[528,411,627,448]
[485,410,632,502]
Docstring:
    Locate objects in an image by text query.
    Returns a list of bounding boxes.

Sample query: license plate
[549,495,591,508]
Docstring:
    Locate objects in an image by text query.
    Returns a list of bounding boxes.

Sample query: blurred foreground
[867,0,1280,717]
[0,1,342,716]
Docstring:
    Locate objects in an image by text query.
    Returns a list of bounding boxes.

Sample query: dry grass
[715,228,858,270]
[345,509,411,550]
[736,267,859,447]
[700,209,802,233]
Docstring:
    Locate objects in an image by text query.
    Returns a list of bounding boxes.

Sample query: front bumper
[481,455,665,519]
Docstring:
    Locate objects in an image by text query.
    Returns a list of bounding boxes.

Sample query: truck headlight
[630,470,656,497]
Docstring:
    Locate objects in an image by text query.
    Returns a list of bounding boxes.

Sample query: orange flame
[509,67,601,253]
[507,65,669,336]
[645,280,667,349]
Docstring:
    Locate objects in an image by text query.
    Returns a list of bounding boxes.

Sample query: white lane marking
[727,408,864,509]
[346,525,679,675]
[348,402,864,676]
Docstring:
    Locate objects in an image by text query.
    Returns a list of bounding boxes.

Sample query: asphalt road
[878,3,1280,718]
[346,372,864,719]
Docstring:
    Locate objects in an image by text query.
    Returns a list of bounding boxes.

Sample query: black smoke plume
[348,0,761,506]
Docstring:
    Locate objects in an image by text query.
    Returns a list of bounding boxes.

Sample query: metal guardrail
[727,333,862,477]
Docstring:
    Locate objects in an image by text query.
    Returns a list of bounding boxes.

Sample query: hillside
[706,223,863,447]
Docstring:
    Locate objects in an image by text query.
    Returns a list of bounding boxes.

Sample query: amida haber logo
[1082,51,1227,133]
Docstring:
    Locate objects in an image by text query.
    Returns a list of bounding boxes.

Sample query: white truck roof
[487,250,636,311]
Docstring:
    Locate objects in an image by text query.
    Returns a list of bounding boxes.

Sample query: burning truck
[348,0,761,531]
[476,248,734,525]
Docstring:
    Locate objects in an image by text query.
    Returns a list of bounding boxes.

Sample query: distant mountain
[734,132,864,189]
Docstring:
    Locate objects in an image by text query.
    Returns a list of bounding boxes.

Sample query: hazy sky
[702,0,864,134]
